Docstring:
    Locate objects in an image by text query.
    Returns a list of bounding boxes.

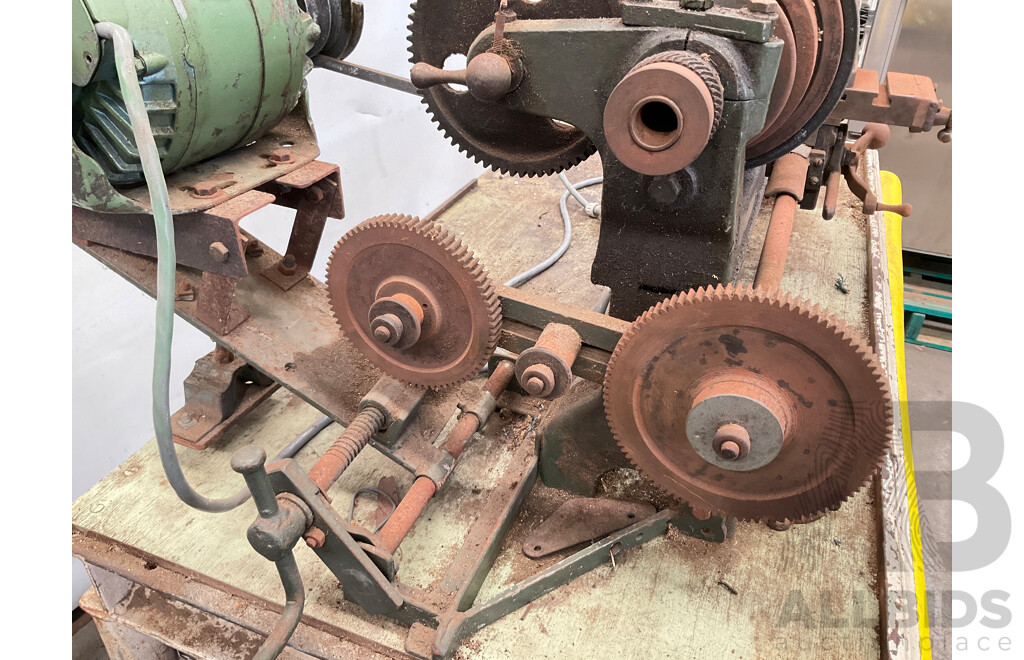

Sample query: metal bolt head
[718,440,741,460]
[268,148,294,164]
[244,238,264,258]
[278,254,298,276]
[520,363,555,398]
[304,527,326,549]
[811,156,824,168]
[810,176,821,185]
[370,313,404,346]
[190,180,221,199]
[305,186,325,203]
[648,175,683,205]
[209,242,230,263]
[681,0,714,10]
[713,423,751,461]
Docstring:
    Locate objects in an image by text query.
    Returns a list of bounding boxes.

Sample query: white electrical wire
[503,174,603,288]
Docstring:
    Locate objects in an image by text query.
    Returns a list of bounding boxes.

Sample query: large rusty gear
[326,214,502,389]
[407,0,616,177]
[603,284,893,522]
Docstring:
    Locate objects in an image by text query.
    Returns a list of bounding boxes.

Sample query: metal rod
[753,194,798,291]
[313,56,419,96]
[376,361,517,553]
[257,553,305,660]
[306,407,387,494]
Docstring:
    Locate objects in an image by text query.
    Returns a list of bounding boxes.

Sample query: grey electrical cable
[504,175,603,288]
[274,415,334,461]
[97,21,330,513]
[558,171,591,209]
[348,487,399,534]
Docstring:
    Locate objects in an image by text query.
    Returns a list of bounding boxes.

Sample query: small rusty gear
[326,214,502,388]
[603,284,893,522]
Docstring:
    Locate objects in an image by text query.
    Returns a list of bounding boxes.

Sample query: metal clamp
[359,375,426,446]
[458,391,497,429]
[416,451,456,488]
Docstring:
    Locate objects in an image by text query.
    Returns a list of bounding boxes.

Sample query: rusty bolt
[213,345,234,364]
[175,282,195,301]
[811,156,824,168]
[810,176,821,185]
[268,148,294,164]
[304,527,326,549]
[306,186,325,203]
[190,181,221,199]
[714,424,751,461]
[278,253,298,276]
[209,242,230,263]
[244,238,264,258]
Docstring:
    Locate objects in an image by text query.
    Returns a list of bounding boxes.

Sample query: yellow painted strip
[880,170,932,659]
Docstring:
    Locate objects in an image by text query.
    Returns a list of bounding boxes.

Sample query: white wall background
[71,2,484,608]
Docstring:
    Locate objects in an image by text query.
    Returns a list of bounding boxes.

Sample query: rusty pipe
[753,153,809,291]
[753,195,798,291]
[375,475,437,554]
[375,360,516,553]
[307,407,387,494]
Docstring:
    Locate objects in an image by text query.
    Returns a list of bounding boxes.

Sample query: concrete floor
[72,343,954,659]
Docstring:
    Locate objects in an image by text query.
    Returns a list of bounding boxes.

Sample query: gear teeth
[604,283,894,522]
[326,213,502,389]
[406,0,601,177]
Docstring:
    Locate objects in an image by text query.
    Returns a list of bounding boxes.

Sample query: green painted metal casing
[72,0,318,194]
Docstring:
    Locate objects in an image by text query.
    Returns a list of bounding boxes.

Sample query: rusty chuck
[514,323,582,399]
[604,51,723,176]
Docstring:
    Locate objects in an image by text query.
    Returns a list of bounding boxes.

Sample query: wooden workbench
[73,154,919,659]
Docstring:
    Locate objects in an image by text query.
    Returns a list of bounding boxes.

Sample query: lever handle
[231,445,278,518]
[410,62,467,89]
[410,52,514,102]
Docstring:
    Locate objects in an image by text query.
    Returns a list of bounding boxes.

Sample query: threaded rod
[307,407,387,493]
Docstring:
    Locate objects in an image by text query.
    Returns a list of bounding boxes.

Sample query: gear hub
[326,215,502,388]
[603,284,893,522]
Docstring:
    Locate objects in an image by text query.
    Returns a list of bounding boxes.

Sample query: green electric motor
[72,0,322,186]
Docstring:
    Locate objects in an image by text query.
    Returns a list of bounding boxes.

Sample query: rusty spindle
[306,407,387,494]
[516,323,581,400]
[753,153,809,292]
[376,360,516,553]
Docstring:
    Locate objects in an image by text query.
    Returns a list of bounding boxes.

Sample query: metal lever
[410,52,514,102]
[232,447,308,660]
[841,123,913,218]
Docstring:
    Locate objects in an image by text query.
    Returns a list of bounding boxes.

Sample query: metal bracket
[265,458,437,625]
[260,161,344,291]
[171,349,280,450]
[360,375,427,447]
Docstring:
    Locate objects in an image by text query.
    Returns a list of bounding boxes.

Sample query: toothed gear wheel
[326,214,502,389]
[631,51,724,136]
[603,284,893,522]
[407,0,618,177]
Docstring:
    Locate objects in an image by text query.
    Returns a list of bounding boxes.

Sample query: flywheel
[326,214,502,388]
[603,284,893,522]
